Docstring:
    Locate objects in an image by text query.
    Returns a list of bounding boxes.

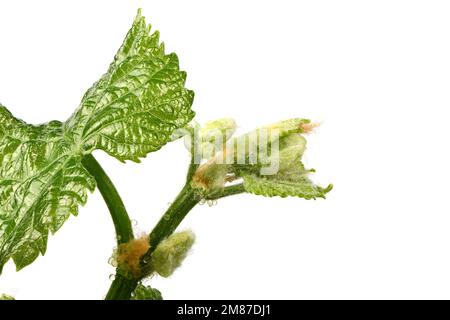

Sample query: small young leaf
[0,10,195,273]
[131,284,163,300]
[242,174,332,199]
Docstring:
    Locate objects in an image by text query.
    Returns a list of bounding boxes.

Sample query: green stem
[206,183,245,200]
[140,182,200,276]
[140,183,245,275]
[105,182,245,299]
[104,275,138,300]
[149,183,198,249]
[81,154,136,300]
[82,154,134,244]
[102,180,199,300]
[97,153,245,299]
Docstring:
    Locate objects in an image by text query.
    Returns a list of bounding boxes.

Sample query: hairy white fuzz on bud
[151,230,196,278]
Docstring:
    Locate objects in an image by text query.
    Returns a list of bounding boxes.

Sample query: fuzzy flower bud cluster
[190,118,332,199]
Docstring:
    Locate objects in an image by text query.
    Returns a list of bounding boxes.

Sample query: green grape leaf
[65,9,195,162]
[0,106,96,272]
[242,174,332,199]
[131,284,163,300]
[0,10,195,273]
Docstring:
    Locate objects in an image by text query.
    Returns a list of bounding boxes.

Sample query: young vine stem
[85,152,245,300]
[81,154,134,245]
[81,154,137,300]
[141,182,245,271]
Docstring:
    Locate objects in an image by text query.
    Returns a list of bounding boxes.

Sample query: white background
[1,0,450,300]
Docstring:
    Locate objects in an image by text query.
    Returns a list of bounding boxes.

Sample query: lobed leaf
[0,106,96,272]
[65,9,194,162]
[0,10,195,272]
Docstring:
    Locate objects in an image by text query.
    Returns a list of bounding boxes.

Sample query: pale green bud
[231,118,311,165]
[201,118,236,158]
[192,161,229,195]
[236,132,307,177]
[151,230,195,278]
[201,118,237,142]
[262,118,312,138]
[278,134,307,171]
